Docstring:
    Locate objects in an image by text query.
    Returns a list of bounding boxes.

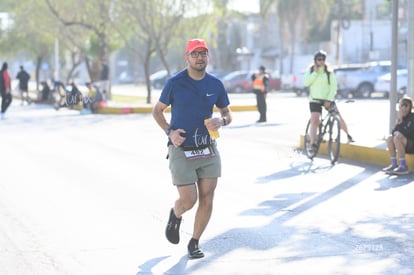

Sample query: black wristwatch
[165,127,172,136]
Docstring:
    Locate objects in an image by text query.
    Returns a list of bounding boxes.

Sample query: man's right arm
[152,101,170,133]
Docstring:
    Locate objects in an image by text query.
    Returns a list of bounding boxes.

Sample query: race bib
[183,146,214,160]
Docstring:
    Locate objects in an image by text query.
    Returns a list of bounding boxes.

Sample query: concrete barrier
[95,104,257,114]
[298,135,414,170]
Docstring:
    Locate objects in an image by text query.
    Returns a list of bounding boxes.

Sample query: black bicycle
[304,101,341,164]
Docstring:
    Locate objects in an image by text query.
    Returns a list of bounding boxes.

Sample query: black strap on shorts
[167,140,216,148]
[166,141,216,159]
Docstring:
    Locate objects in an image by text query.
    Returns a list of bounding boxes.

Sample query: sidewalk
[21,83,408,171]
[103,84,409,170]
[97,84,257,114]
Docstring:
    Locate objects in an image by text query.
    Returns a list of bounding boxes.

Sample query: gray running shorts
[168,143,221,186]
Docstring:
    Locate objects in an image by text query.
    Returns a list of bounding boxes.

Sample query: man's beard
[190,62,207,72]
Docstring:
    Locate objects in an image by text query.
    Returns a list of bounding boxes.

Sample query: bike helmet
[314,50,327,60]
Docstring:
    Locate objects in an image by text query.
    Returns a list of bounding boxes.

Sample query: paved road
[0,92,413,275]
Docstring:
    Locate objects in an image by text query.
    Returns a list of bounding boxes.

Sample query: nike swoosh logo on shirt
[206,93,214,96]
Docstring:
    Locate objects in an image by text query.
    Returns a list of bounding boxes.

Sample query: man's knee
[181,200,197,212]
[178,193,198,211]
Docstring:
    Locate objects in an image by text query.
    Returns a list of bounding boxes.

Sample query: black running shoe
[165,208,181,244]
[188,242,205,259]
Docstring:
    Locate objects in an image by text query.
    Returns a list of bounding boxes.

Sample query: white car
[291,71,308,96]
[374,69,407,98]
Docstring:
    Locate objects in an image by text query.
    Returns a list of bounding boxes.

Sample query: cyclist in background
[304,50,354,152]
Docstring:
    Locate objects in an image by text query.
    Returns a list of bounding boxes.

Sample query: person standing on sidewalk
[382,97,414,175]
[0,62,12,119]
[304,50,354,153]
[251,65,268,122]
[99,60,110,100]
[152,38,232,259]
[16,65,31,105]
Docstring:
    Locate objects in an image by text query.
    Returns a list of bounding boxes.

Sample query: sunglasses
[316,58,325,61]
[189,51,208,58]
[400,103,409,107]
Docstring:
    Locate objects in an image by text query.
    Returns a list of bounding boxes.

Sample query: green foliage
[0,0,399,85]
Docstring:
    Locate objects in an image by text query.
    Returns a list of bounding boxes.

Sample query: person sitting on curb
[82,82,103,113]
[39,81,51,102]
[382,96,414,175]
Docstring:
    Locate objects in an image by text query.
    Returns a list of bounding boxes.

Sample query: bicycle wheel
[328,115,341,164]
[304,119,319,159]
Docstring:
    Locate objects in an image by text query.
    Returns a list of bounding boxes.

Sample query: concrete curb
[96,103,413,171]
[95,104,257,114]
[298,135,414,170]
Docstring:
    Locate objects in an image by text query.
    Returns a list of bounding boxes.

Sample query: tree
[44,0,120,98]
[112,0,211,104]
[1,0,68,90]
[260,0,333,73]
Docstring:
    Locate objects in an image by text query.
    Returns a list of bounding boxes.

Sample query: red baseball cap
[185,38,208,53]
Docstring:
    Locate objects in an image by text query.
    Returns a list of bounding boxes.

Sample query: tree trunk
[144,50,152,104]
[35,55,43,92]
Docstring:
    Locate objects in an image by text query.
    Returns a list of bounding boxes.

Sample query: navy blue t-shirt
[159,69,230,147]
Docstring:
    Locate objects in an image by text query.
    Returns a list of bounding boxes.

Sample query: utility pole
[408,0,414,98]
[54,37,59,81]
[389,0,398,133]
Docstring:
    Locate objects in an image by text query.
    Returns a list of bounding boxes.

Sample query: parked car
[209,70,229,80]
[222,71,250,93]
[291,63,364,98]
[333,63,366,98]
[222,70,281,93]
[268,71,282,91]
[150,70,177,89]
[117,71,134,84]
[335,61,406,98]
[374,68,407,99]
[291,71,308,96]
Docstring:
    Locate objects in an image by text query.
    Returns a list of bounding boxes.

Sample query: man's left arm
[219,106,232,127]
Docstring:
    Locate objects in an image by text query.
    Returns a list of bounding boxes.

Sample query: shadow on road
[134,165,413,274]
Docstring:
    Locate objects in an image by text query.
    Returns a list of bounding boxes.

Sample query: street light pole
[54,37,59,81]
[389,0,399,133]
[408,0,414,98]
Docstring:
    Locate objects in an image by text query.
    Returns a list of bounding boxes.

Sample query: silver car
[374,69,407,98]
